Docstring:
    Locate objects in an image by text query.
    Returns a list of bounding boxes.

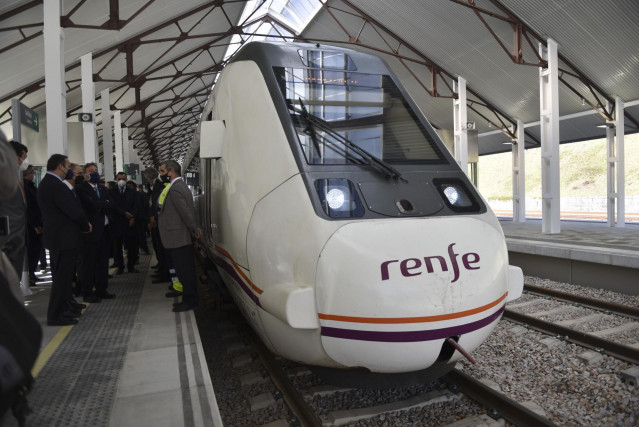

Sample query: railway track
[523,284,639,320]
[195,268,637,425]
[243,320,559,426]
[506,284,639,364]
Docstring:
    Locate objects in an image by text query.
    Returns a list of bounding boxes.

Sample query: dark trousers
[114,235,139,271]
[138,221,149,253]
[98,226,112,294]
[48,248,77,320]
[39,246,48,269]
[27,231,42,277]
[151,226,169,277]
[80,241,101,297]
[168,244,197,306]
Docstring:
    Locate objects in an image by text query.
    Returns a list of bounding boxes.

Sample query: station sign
[16,101,39,132]
[185,172,199,186]
[125,163,139,180]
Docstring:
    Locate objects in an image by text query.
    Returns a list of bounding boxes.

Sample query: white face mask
[117,179,126,188]
[19,158,29,171]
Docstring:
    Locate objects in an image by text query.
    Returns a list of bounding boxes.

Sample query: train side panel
[208,60,299,269]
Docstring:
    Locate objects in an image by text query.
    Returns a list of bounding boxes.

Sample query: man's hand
[34,226,43,235]
[125,212,133,219]
[129,218,135,228]
[194,228,202,240]
[83,222,93,234]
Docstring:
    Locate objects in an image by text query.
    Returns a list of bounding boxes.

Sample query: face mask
[19,158,29,171]
[160,174,170,183]
[75,175,84,185]
[117,179,126,188]
[65,168,75,180]
[89,172,100,183]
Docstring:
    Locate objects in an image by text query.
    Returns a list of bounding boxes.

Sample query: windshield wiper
[294,99,407,182]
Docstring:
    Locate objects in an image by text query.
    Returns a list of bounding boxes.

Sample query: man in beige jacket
[158,160,202,312]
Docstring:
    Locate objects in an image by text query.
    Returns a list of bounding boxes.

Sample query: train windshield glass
[274,66,446,165]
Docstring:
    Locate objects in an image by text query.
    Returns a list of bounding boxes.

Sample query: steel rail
[503,309,639,365]
[524,284,639,321]
[243,326,322,427]
[444,369,557,427]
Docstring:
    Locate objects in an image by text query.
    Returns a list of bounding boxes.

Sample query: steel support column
[122,126,130,175]
[608,98,626,227]
[539,39,560,234]
[114,110,123,174]
[101,89,114,181]
[43,0,68,155]
[81,53,97,164]
[453,76,469,175]
[616,97,625,227]
[606,100,616,227]
[512,120,526,223]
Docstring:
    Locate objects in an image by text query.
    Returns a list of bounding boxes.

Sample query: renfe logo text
[380,243,480,283]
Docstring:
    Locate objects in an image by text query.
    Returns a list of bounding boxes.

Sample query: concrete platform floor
[1,252,222,427]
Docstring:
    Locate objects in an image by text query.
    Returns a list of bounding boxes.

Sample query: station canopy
[1,0,638,170]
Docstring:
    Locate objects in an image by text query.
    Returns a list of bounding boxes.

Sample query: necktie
[95,185,100,197]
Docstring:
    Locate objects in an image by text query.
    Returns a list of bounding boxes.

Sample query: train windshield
[274,66,446,165]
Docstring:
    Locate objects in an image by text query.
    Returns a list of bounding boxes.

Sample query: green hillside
[477,133,639,200]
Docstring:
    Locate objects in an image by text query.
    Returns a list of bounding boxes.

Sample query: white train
[193,41,523,376]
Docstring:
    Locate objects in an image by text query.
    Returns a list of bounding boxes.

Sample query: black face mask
[75,175,85,185]
[160,174,170,183]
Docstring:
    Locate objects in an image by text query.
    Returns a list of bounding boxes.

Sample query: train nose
[315,217,509,373]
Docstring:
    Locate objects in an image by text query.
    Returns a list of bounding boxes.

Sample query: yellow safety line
[32,303,90,377]
[32,324,74,377]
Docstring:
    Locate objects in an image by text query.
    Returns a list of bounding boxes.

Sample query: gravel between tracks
[525,275,639,308]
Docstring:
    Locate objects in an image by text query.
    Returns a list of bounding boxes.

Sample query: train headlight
[434,179,479,212]
[315,179,365,218]
[326,188,345,209]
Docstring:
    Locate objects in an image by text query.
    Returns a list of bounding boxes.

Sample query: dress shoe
[47,317,78,326]
[152,277,170,284]
[62,309,82,318]
[110,262,117,268]
[166,290,183,298]
[128,268,140,273]
[95,292,116,299]
[151,263,160,269]
[83,295,102,303]
[116,268,125,275]
[172,302,197,312]
[72,302,87,309]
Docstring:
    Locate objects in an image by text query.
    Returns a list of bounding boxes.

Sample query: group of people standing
[1,136,202,326]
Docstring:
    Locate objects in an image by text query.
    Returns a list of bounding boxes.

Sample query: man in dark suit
[23,165,43,286]
[144,167,170,282]
[110,171,140,274]
[76,162,115,302]
[158,160,201,312]
[127,180,148,263]
[38,154,91,326]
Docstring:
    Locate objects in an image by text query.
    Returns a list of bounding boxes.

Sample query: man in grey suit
[158,160,202,312]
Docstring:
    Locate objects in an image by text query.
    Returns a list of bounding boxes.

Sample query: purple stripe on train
[211,253,262,308]
[321,306,504,342]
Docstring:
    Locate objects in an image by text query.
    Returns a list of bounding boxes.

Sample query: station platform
[2,253,222,427]
[499,218,639,294]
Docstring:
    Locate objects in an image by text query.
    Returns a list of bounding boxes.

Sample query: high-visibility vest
[157,182,170,211]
